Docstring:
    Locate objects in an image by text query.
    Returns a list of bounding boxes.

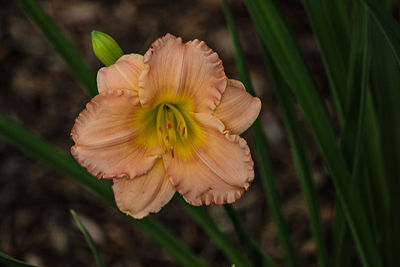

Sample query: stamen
[166,109,176,146]
[167,104,188,141]
[156,104,166,145]
[155,103,189,155]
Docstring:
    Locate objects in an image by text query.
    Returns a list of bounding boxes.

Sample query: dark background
[0,0,335,266]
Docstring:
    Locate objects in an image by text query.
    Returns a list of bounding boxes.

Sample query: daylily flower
[71,34,261,219]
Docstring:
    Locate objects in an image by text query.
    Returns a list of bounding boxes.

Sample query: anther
[156,103,188,149]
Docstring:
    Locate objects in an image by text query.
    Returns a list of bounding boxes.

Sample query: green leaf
[333,4,372,266]
[301,0,350,126]
[361,0,400,64]
[251,121,299,267]
[368,1,400,264]
[244,0,382,266]
[70,210,105,267]
[0,113,206,267]
[0,107,251,266]
[0,252,43,267]
[337,8,390,266]
[223,204,276,267]
[221,1,298,266]
[132,216,207,267]
[16,0,97,96]
[177,197,251,267]
[15,1,254,264]
[347,3,372,243]
[332,205,352,267]
[261,48,329,267]
[363,96,391,264]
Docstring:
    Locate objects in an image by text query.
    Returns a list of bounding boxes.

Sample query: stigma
[156,103,188,156]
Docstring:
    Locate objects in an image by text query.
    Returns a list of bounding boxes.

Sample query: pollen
[156,103,189,154]
[135,95,204,159]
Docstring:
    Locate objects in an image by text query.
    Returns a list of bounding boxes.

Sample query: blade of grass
[349,2,371,231]
[347,29,372,261]
[384,0,397,9]
[0,114,113,203]
[261,48,329,267]
[363,95,390,216]
[127,216,207,266]
[333,3,368,266]
[0,112,252,266]
[177,197,251,267]
[361,0,400,64]
[322,0,350,56]
[301,0,350,126]
[244,0,382,266]
[16,0,97,96]
[332,205,352,267]
[252,119,299,267]
[16,1,255,264]
[0,113,206,267]
[335,2,392,265]
[223,204,276,267]
[336,1,390,263]
[369,5,400,264]
[0,252,43,267]
[363,95,390,263]
[70,210,105,267]
[221,1,298,266]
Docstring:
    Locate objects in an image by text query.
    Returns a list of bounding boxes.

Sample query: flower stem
[223,204,276,267]
[177,196,251,267]
[221,1,298,266]
[17,0,97,97]
[70,210,105,267]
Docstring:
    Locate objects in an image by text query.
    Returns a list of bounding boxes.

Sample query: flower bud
[91,30,123,66]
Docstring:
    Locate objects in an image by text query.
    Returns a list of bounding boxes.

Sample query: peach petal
[113,160,175,219]
[163,113,254,206]
[71,89,162,179]
[97,54,144,93]
[214,79,261,135]
[139,33,227,113]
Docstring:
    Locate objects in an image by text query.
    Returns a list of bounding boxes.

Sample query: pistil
[156,103,188,156]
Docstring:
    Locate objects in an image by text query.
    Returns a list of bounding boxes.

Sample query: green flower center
[136,96,204,159]
[155,103,188,157]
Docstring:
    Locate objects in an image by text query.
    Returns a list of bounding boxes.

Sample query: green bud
[91,30,124,66]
